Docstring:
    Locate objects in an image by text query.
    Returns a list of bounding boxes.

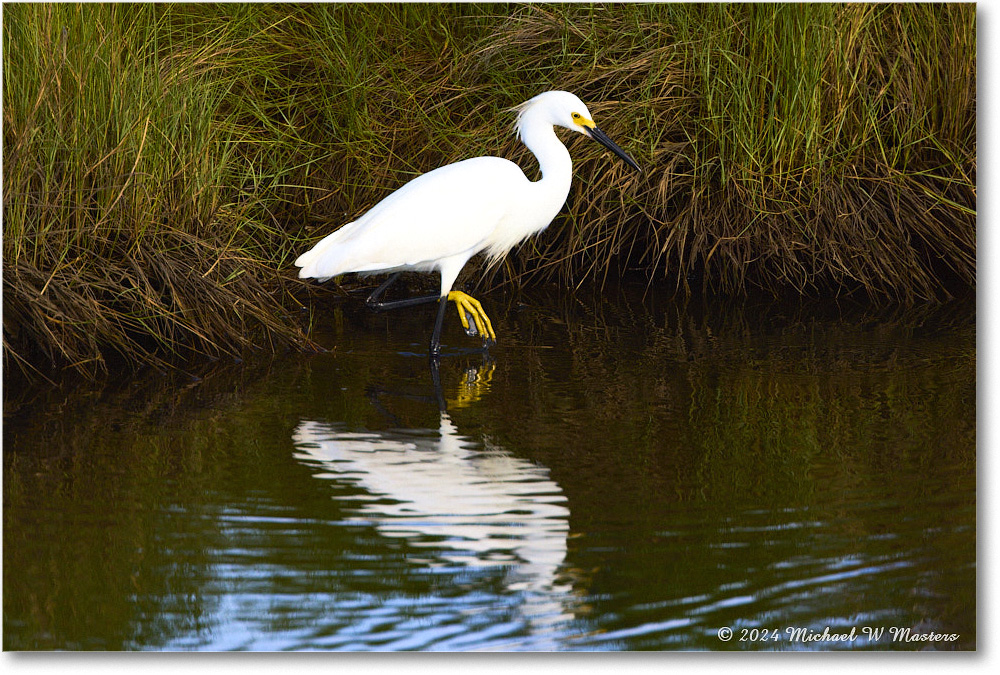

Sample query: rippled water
[3,283,976,650]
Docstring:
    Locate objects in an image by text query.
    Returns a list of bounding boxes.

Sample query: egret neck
[519,110,574,215]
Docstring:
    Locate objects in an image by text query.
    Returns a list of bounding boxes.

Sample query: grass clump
[471,3,975,299]
[3,3,976,378]
[3,4,316,377]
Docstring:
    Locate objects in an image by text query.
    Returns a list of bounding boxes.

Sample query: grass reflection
[3,289,975,649]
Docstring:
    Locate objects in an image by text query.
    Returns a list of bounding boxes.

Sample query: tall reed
[3,3,976,378]
[3,4,317,376]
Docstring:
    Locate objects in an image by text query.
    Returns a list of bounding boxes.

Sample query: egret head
[515,91,641,172]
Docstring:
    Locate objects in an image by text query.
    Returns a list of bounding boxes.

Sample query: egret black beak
[587,126,641,172]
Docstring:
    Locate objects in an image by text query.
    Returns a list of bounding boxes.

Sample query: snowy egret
[295,90,640,356]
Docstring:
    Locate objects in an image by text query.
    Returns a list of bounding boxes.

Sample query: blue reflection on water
[285,413,576,650]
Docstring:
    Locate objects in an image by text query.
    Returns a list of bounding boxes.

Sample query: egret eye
[572,113,581,120]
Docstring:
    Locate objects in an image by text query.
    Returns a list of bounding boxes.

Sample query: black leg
[365,273,440,312]
[429,295,449,358]
[365,273,401,307]
[364,274,477,358]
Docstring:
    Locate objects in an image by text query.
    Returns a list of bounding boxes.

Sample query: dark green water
[3,284,976,650]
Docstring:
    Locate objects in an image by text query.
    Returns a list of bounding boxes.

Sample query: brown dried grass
[3,3,975,379]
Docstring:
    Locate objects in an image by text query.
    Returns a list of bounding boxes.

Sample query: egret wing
[298,157,527,279]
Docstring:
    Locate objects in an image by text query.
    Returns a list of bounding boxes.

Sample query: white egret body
[295,91,640,355]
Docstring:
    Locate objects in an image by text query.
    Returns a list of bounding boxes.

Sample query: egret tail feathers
[294,221,362,279]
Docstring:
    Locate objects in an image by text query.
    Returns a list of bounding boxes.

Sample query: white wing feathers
[295,157,528,281]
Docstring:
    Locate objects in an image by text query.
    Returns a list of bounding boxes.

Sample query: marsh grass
[2,3,976,377]
[3,4,318,376]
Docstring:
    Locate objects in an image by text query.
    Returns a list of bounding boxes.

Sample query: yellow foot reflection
[447,290,496,343]
[450,362,496,409]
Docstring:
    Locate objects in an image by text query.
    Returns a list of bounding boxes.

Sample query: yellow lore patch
[571,112,595,129]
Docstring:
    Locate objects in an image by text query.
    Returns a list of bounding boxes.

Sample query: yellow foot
[447,290,496,343]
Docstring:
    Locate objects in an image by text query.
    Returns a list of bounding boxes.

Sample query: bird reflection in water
[292,360,574,635]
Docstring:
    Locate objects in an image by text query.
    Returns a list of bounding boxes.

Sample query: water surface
[3,284,976,650]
